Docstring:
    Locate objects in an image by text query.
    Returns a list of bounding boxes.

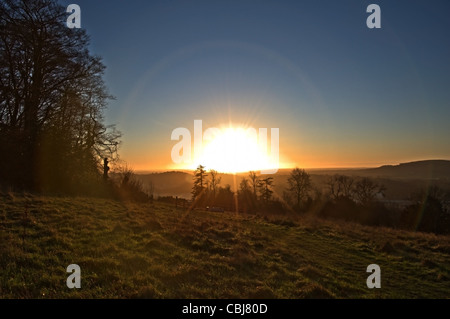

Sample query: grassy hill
[1,193,449,298]
[354,160,450,180]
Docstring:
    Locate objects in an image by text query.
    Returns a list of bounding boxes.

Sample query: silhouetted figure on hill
[103,158,110,180]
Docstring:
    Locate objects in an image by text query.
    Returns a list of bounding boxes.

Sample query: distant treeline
[183,165,450,235]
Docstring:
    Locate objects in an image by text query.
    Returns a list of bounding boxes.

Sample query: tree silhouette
[238,177,255,213]
[353,177,385,205]
[0,0,120,192]
[215,184,235,211]
[249,171,259,200]
[239,178,251,194]
[192,165,207,205]
[287,168,311,208]
[209,169,221,200]
[326,174,354,201]
[258,177,274,203]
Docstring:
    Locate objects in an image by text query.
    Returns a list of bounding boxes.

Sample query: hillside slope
[1,193,449,298]
[356,160,450,180]
[136,160,450,199]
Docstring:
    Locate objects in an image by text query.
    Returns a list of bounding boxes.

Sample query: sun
[195,126,278,174]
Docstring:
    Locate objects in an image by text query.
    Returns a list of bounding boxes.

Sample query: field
[1,193,450,298]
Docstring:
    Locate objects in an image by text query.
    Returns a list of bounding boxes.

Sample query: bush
[319,196,358,221]
[401,197,449,234]
[110,166,151,202]
[358,202,397,227]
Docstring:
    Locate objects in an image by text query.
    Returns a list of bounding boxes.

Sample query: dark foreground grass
[1,192,449,298]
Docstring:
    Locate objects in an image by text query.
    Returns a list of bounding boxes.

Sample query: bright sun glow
[194,127,278,174]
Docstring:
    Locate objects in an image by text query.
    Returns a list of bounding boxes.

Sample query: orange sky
[115,120,449,173]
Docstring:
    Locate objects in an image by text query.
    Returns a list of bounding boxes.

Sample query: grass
[0,192,449,298]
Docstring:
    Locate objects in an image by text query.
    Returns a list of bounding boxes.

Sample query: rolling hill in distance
[136,160,450,199]
[340,160,450,180]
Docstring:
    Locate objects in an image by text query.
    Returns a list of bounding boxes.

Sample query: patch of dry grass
[0,192,449,298]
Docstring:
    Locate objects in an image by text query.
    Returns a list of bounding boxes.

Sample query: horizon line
[132,158,450,175]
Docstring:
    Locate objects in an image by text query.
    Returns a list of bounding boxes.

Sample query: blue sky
[60,0,450,170]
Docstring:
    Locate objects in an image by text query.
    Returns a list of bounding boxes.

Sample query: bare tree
[353,177,385,205]
[209,169,221,199]
[287,168,311,208]
[249,171,259,199]
[0,0,120,191]
[327,174,354,200]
